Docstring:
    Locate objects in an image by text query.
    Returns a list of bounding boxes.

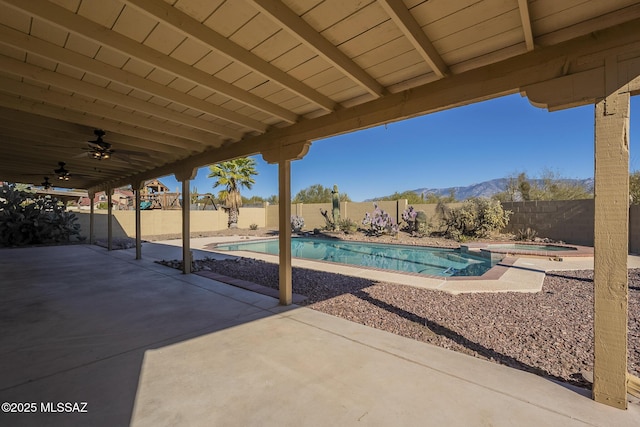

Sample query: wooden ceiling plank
[250,0,385,97]
[535,2,640,47]
[0,144,151,176]
[0,115,168,162]
[0,93,201,154]
[0,76,217,147]
[0,0,280,129]
[421,0,516,49]
[121,0,335,113]
[444,27,524,69]
[0,25,258,137]
[435,9,522,59]
[0,128,165,167]
[517,0,535,51]
[378,0,449,77]
[1,134,157,169]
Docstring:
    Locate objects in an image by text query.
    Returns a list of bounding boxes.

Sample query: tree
[424,189,457,204]
[375,189,456,204]
[242,195,266,205]
[208,157,258,228]
[375,191,423,204]
[266,194,278,205]
[292,184,351,203]
[493,170,592,201]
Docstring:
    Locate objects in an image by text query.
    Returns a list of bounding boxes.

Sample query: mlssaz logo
[40,402,88,413]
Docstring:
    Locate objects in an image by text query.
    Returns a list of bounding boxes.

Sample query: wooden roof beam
[1,0,292,127]
[249,0,385,98]
[121,0,336,114]
[1,141,156,172]
[378,0,449,77]
[0,94,201,154]
[0,25,257,138]
[0,56,234,143]
[0,77,214,148]
[0,120,166,164]
[517,0,535,51]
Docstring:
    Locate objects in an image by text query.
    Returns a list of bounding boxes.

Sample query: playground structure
[140,179,181,210]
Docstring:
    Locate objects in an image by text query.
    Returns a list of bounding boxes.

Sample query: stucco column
[278,159,292,305]
[134,182,142,260]
[263,141,311,306]
[107,187,113,251]
[593,88,630,409]
[176,168,197,275]
[88,191,95,245]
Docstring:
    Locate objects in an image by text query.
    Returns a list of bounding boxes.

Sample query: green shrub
[249,223,258,230]
[441,198,511,241]
[0,183,81,247]
[338,218,358,234]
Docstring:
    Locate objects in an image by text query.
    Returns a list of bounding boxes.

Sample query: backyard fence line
[76,199,640,252]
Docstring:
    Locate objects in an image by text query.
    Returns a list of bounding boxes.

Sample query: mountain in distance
[375,177,594,201]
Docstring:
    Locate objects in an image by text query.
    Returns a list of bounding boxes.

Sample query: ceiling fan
[86,129,114,160]
[41,177,51,189]
[54,161,71,180]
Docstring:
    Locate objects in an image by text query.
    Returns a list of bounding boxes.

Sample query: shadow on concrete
[0,244,282,427]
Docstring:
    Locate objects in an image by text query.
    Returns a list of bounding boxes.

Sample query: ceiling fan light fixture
[54,161,71,180]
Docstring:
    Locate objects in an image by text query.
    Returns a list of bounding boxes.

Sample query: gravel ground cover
[156,230,640,390]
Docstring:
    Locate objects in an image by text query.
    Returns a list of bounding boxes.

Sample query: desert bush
[338,218,358,234]
[401,206,431,237]
[290,215,304,232]
[249,223,258,230]
[441,198,511,241]
[319,208,336,231]
[515,227,537,241]
[0,183,81,247]
[362,204,398,236]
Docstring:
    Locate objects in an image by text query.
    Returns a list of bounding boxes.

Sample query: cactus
[332,184,341,224]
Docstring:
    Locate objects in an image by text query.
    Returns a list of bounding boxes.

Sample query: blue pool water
[216,238,497,277]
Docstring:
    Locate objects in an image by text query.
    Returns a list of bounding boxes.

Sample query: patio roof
[0,0,639,191]
[2,0,640,411]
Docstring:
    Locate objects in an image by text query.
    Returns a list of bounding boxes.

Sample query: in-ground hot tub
[460,242,593,262]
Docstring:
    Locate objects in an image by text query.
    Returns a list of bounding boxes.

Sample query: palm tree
[207,157,258,228]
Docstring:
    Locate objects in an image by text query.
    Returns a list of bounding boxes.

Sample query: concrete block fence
[76,199,640,253]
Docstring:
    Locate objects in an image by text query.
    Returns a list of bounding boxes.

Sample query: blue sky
[160,93,640,202]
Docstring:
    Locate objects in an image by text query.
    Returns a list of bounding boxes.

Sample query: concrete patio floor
[1,243,639,426]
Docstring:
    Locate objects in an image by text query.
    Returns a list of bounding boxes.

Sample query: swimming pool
[215,238,498,277]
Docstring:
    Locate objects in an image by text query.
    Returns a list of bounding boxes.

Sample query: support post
[89,191,95,245]
[176,168,197,275]
[134,183,142,260]
[278,159,292,305]
[182,179,191,274]
[262,141,311,306]
[107,187,113,251]
[593,84,630,408]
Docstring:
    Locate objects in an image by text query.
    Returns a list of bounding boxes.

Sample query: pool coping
[203,237,594,294]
